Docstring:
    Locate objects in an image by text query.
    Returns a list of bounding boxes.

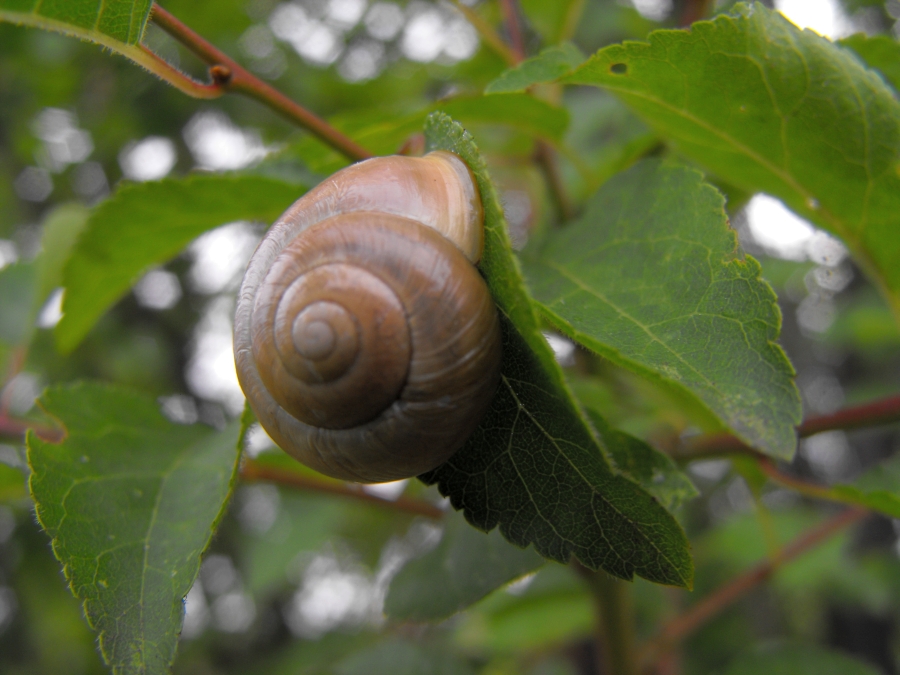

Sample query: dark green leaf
[28,382,242,675]
[841,33,900,93]
[585,410,698,510]
[421,113,692,588]
[524,160,801,459]
[563,4,900,318]
[726,643,881,675]
[385,509,544,621]
[56,174,304,352]
[0,0,151,44]
[486,44,586,94]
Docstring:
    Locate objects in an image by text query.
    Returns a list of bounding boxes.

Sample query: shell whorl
[234,152,501,483]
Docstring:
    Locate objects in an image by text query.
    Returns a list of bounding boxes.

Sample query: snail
[233,151,502,483]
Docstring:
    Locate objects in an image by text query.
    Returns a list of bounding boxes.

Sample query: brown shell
[233,152,501,483]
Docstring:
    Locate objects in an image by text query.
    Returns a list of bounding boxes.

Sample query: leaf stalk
[148,3,372,162]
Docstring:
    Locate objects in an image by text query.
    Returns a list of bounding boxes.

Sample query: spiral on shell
[234,151,502,483]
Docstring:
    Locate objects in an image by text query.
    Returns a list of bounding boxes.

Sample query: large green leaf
[421,113,692,588]
[0,0,151,44]
[563,3,900,318]
[524,160,801,459]
[725,644,880,675]
[841,33,900,93]
[28,382,242,675]
[56,174,303,352]
[385,510,545,621]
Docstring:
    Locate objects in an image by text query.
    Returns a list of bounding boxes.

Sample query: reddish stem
[0,415,64,443]
[149,3,372,162]
[640,507,867,667]
[240,459,444,520]
[499,0,527,63]
[678,0,713,26]
[680,394,900,459]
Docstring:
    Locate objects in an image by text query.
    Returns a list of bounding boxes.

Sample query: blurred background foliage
[1,0,900,673]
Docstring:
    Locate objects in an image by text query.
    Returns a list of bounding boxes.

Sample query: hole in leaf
[610,63,628,75]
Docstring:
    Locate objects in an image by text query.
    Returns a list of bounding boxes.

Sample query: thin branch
[499,0,527,62]
[448,0,518,66]
[640,507,867,667]
[240,458,445,520]
[495,0,577,225]
[675,393,900,460]
[678,0,714,27]
[757,459,860,507]
[148,3,372,162]
[574,564,639,675]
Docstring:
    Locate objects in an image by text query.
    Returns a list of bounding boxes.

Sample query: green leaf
[27,382,242,675]
[384,510,545,621]
[421,113,692,588]
[37,203,90,306]
[563,4,900,318]
[725,643,881,675]
[335,640,476,675]
[485,44,586,94]
[524,159,801,459]
[0,261,38,346]
[56,174,304,352]
[841,33,900,93]
[831,452,900,518]
[0,0,151,44]
[585,410,698,511]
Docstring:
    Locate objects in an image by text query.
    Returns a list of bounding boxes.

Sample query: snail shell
[234,151,502,483]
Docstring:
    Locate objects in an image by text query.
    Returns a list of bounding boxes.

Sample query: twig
[678,0,713,26]
[148,3,371,162]
[639,507,867,667]
[756,459,861,508]
[448,0,518,66]
[675,393,900,460]
[496,0,576,224]
[240,458,444,520]
[499,0,527,62]
[574,564,639,675]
